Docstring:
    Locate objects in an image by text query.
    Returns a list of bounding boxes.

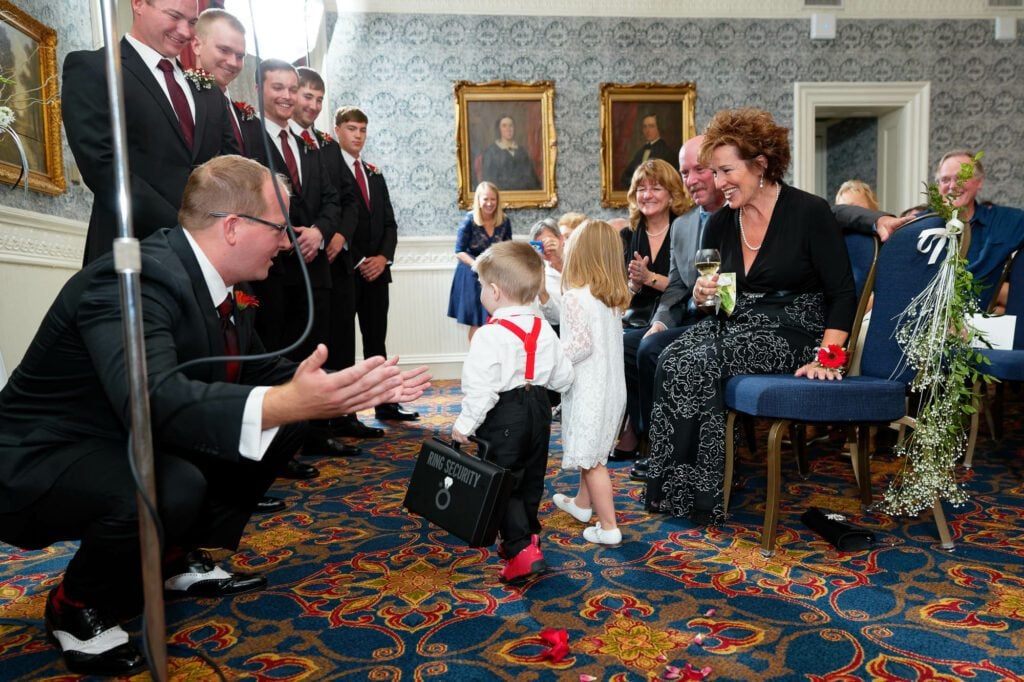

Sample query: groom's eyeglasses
[208,211,288,233]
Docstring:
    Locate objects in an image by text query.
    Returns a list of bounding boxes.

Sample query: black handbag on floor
[404,436,511,547]
[801,507,876,551]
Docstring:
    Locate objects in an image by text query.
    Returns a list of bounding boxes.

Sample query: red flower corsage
[816,344,847,373]
[233,100,256,121]
[364,162,381,176]
[234,291,260,310]
[316,130,334,145]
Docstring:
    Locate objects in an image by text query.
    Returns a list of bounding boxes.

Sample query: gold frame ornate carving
[454,79,557,210]
[0,0,65,195]
[600,82,696,208]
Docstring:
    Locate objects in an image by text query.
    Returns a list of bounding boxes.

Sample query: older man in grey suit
[622,135,725,473]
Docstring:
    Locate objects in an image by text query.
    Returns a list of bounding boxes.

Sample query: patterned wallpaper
[326,14,1023,236]
[2,7,1022,236]
[825,117,878,206]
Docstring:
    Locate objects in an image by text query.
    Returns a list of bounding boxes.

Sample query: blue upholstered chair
[966,249,1024,467]
[723,215,956,557]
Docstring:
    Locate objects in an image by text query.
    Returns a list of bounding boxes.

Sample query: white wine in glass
[694,248,721,307]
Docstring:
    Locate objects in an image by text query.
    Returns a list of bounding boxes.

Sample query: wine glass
[694,248,721,308]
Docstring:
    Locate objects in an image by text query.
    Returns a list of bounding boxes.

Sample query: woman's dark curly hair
[698,108,791,184]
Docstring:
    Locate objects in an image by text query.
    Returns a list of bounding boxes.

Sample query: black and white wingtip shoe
[164,549,267,598]
[44,589,145,677]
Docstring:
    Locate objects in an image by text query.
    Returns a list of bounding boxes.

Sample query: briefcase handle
[439,435,492,462]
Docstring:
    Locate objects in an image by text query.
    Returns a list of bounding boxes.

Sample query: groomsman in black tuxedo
[334,106,419,422]
[619,113,677,190]
[0,155,430,676]
[240,59,361,462]
[289,70,383,439]
[63,0,239,265]
[191,8,249,154]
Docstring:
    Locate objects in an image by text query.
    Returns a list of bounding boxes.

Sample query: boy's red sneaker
[499,535,546,583]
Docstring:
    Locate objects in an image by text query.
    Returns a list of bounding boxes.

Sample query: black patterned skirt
[643,292,826,523]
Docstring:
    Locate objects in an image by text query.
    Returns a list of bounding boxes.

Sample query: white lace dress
[560,286,627,470]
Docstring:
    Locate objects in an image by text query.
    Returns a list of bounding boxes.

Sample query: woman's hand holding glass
[693,273,720,308]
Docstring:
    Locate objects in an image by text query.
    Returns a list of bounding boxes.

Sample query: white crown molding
[0,205,86,268]
[334,0,1019,19]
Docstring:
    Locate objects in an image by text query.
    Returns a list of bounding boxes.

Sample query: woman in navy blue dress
[447,181,513,340]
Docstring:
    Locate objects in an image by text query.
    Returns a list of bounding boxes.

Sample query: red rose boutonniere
[816,344,847,371]
[233,100,256,121]
[234,291,260,311]
[315,129,334,145]
[364,162,381,176]
[184,67,215,90]
[299,132,318,151]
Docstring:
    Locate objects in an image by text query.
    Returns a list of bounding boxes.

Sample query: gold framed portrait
[454,79,557,210]
[0,1,64,195]
[600,82,696,208]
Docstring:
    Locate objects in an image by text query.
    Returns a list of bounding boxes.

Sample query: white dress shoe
[583,522,622,545]
[553,493,592,523]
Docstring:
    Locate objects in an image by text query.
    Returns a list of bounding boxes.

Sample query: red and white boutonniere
[364,162,381,176]
[299,132,318,151]
[234,291,260,310]
[233,100,256,121]
[183,67,215,90]
[315,129,334,145]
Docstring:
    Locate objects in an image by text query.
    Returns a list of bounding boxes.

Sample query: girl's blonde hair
[625,159,689,230]
[472,181,505,226]
[562,219,632,311]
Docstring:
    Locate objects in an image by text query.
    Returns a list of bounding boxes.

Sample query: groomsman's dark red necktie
[157,59,194,149]
[279,130,302,194]
[353,158,370,209]
[216,294,240,382]
[226,98,245,154]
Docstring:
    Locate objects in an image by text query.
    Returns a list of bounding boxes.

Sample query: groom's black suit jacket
[0,227,295,517]
[62,38,240,265]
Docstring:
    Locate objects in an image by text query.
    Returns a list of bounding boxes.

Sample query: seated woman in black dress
[616,159,689,460]
[643,108,857,523]
[481,115,541,191]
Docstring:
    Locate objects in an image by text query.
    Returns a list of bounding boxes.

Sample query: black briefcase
[404,436,512,547]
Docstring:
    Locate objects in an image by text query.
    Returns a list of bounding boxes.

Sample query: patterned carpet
[2,380,1023,680]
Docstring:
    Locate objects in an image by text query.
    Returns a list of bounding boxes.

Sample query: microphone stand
[98,0,167,678]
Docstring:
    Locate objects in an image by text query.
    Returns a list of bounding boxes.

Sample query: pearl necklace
[645,224,669,238]
[738,183,781,251]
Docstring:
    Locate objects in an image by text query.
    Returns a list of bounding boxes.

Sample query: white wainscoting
[0,210,468,379]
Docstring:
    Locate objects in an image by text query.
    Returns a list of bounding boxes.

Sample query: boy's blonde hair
[562,219,632,311]
[474,241,544,305]
[472,181,505,227]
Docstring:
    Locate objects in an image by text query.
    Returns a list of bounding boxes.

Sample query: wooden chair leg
[724,411,737,514]
[761,419,789,558]
[933,496,955,550]
[855,424,872,505]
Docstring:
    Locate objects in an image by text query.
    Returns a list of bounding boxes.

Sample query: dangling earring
[759,174,764,189]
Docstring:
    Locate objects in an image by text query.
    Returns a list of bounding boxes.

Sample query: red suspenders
[489,316,542,381]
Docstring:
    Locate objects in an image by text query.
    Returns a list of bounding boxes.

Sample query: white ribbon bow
[917,213,964,265]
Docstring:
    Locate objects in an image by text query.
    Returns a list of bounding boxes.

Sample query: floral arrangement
[364,162,381,176]
[234,291,260,310]
[233,100,256,121]
[184,67,215,90]
[880,152,992,517]
[0,70,28,192]
[315,129,333,145]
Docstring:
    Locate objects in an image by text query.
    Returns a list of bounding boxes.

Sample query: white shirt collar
[182,228,231,309]
[125,34,177,74]
[489,305,536,320]
[263,117,291,142]
[340,148,360,168]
